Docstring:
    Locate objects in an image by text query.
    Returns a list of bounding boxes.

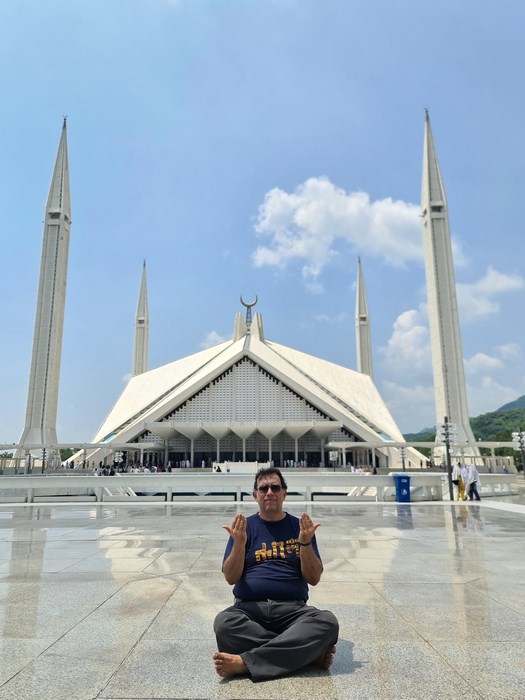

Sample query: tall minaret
[18,119,71,453]
[355,257,373,378]
[132,261,149,376]
[421,111,478,453]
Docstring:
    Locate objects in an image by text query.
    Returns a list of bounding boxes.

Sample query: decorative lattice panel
[166,358,330,424]
[211,368,234,420]
[235,358,257,420]
[257,368,279,420]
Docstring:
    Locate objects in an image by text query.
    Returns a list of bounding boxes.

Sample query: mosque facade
[88,306,425,470]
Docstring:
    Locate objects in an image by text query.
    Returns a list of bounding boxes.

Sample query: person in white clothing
[452,462,465,501]
[466,464,481,501]
[460,464,469,501]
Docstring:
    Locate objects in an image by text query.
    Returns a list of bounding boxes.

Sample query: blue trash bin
[393,474,411,502]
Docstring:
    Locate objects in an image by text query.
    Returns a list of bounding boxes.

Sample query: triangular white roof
[92,313,406,451]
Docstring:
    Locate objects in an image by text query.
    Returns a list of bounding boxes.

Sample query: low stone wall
[0,472,518,504]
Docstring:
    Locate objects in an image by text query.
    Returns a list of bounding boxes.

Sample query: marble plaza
[0,497,524,700]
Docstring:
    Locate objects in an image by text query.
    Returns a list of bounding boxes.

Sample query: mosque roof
[92,312,406,451]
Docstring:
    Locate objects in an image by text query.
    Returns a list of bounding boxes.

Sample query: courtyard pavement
[0,496,524,700]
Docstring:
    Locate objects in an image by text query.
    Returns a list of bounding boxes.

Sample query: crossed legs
[213,600,339,682]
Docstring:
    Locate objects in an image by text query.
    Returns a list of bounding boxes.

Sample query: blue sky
[1,0,524,443]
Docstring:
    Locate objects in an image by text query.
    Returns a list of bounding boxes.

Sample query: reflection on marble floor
[0,499,524,699]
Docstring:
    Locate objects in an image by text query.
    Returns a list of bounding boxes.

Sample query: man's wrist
[298,540,312,547]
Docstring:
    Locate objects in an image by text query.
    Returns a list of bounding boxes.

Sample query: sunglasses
[257,484,283,494]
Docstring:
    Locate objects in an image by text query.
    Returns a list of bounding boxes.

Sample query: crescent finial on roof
[240,294,258,308]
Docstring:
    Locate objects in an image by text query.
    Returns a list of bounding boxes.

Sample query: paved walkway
[0,497,524,699]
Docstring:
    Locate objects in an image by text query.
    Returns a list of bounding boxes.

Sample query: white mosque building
[86,298,425,471]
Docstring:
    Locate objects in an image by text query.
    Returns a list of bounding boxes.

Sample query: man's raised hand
[299,512,320,544]
[223,513,247,545]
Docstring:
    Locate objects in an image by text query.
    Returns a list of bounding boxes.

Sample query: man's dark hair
[253,466,288,491]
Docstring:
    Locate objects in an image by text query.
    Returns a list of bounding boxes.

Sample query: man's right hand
[223,513,247,546]
[221,513,247,584]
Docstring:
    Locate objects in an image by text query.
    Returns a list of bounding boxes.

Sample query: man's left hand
[299,512,320,544]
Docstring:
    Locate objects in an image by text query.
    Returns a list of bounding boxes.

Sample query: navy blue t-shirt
[223,512,321,602]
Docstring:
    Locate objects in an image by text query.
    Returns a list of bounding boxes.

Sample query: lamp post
[436,416,457,501]
[511,428,525,479]
[399,445,406,472]
[114,451,124,471]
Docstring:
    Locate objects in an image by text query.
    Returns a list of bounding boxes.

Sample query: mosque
[87,290,424,470]
[15,112,479,470]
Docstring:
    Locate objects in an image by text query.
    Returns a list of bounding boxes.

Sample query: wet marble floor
[0,498,524,700]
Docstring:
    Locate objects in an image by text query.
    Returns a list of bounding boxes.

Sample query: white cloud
[496,343,521,360]
[379,311,525,430]
[380,308,431,375]
[305,277,325,294]
[467,376,523,417]
[379,308,434,430]
[381,380,436,432]
[464,352,504,374]
[252,177,422,289]
[314,311,348,324]
[122,372,132,384]
[200,330,228,349]
[457,266,524,319]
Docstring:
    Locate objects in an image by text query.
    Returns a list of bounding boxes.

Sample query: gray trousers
[213,599,339,681]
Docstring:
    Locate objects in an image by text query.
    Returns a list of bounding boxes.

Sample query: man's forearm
[299,543,323,585]
[222,543,246,584]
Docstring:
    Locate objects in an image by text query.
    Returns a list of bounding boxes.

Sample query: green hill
[403,428,435,442]
[497,395,525,412]
[404,407,525,447]
[470,408,525,440]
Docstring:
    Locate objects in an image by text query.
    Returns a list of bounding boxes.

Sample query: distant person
[460,464,469,501]
[466,464,481,501]
[452,462,465,501]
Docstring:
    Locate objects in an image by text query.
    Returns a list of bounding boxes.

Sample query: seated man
[212,466,339,681]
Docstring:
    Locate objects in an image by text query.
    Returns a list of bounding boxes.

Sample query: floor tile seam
[92,586,188,700]
[17,592,186,699]
[392,599,525,614]
[458,500,525,515]
[380,544,428,563]
[378,612,489,699]
[0,657,39,691]
[463,581,525,618]
[0,622,91,692]
[421,638,488,699]
[42,548,120,573]
[367,581,424,615]
[81,583,185,623]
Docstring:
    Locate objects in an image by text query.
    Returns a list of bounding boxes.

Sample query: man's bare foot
[313,645,336,670]
[212,651,249,678]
